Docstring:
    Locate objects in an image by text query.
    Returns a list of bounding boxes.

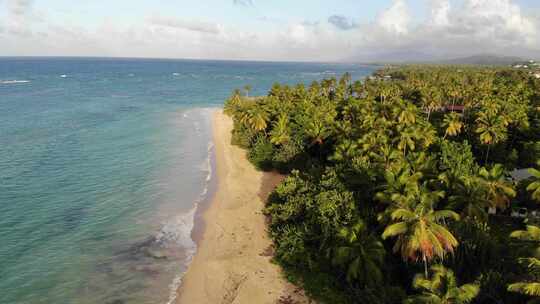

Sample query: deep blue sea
[0,57,376,304]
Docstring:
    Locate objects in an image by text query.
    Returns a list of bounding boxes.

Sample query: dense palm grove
[224,66,540,303]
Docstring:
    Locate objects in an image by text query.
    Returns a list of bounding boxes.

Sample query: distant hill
[438,54,525,66]
[355,53,529,66]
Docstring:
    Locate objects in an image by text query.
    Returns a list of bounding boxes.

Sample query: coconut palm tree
[240,106,269,132]
[382,185,460,277]
[331,220,385,286]
[478,164,516,210]
[244,84,252,97]
[475,110,507,163]
[375,165,423,210]
[443,112,463,138]
[269,113,291,145]
[420,86,442,121]
[223,91,244,116]
[526,160,540,202]
[508,225,540,298]
[398,103,418,126]
[300,104,335,146]
[448,176,490,221]
[405,264,480,304]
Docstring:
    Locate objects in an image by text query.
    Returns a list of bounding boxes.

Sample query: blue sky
[1,0,539,61]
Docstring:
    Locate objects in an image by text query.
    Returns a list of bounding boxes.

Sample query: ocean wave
[165,136,214,304]
[0,80,31,84]
[158,207,197,304]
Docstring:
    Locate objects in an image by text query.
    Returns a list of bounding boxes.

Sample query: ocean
[0,57,376,304]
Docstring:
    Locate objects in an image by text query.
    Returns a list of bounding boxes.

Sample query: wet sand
[175,110,309,304]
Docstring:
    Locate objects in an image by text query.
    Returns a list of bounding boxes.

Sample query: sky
[0,0,539,61]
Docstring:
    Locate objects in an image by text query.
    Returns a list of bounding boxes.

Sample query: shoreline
[175,110,308,304]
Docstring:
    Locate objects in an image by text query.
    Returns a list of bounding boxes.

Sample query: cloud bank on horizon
[0,0,539,61]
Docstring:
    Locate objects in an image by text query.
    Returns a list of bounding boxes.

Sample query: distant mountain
[355,50,434,64]
[438,54,525,66]
[354,53,528,66]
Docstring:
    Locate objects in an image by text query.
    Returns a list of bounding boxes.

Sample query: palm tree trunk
[485,145,491,164]
[423,253,428,278]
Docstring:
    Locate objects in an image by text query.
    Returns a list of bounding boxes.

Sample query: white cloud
[3,0,35,36]
[429,0,450,26]
[233,0,253,7]
[148,16,221,34]
[376,0,411,35]
[7,0,33,16]
[0,0,538,61]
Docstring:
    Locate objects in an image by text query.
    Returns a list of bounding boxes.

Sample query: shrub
[248,136,274,170]
[272,139,304,172]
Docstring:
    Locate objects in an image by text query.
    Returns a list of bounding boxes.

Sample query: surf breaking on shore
[174,110,309,304]
[105,107,218,304]
[165,129,216,304]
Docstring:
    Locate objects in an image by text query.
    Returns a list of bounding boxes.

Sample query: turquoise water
[0,57,376,304]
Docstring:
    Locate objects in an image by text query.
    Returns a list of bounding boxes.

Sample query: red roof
[446,105,465,112]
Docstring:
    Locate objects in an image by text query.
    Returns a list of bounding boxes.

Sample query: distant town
[512,59,540,79]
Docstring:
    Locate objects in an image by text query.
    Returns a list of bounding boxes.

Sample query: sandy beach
[175,110,309,304]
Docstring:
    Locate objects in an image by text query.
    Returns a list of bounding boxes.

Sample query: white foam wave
[156,207,197,248]
[0,80,30,84]
[164,133,214,304]
[160,207,197,304]
[205,142,213,182]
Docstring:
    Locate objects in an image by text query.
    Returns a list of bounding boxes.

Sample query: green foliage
[405,265,480,304]
[331,220,385,286]
[527,161,540,202]
[224,66,540,303]
[520,142,540,168]
[247,136,274,170]
[508,225,540,301]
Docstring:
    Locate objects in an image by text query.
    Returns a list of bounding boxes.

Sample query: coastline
[175,110,309,304]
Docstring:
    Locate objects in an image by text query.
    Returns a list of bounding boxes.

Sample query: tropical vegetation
[224,66,540,303]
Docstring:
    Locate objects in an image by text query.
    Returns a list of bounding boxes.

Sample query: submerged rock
[145,248,167,259]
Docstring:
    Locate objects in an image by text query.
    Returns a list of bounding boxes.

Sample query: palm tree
[475,110,507,163]
[404,265,480,304]
[448,176,490,221]
[397,126,417,156]
[526,160,540,202]
[382,185,460,277]
[420,86,442,121]
[331,220,385,286]
[508,225,540,298]
[375,165,423,210]
[244,84,252,97]
[398,104,418,126]
[478,164,516,210]
[269,113,290,145]
[223,91,243,116]
[443,112,463,138]
[300,104,335,146]
[241,106,269,132]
